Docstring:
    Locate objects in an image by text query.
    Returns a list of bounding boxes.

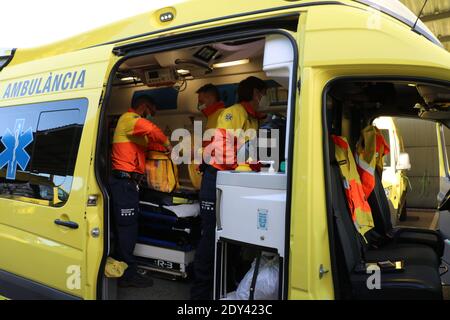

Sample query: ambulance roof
[4,0,443,67]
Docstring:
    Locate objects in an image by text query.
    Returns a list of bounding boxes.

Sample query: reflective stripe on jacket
[332,135,375,240]
[112,109,169,174]
[355,125,390,198]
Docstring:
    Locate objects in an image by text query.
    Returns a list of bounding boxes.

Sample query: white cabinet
[215,171,287,256]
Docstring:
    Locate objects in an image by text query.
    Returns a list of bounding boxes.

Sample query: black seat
[368,170,444,257]
[330,144,442,299]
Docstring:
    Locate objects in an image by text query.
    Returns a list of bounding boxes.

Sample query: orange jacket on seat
[332,135,375,241]
[355,125,390,198]
[112,109,170,174]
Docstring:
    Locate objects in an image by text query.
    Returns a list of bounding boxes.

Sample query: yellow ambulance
[0,0,450,300]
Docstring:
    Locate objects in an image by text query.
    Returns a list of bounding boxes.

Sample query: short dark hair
[131,94,155,109]
[196,83,220,101]
[237,76,267,102]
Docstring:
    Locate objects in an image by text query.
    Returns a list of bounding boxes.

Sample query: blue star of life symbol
[0,119,34,180]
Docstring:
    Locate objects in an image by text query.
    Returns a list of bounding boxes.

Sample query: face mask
[258,95,270,109]
[197,104,207,111]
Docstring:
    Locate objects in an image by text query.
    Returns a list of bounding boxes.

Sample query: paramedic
[190,76,268,300]
[196,83,226,132]
[195,83,226,168]
[110,95,172,287]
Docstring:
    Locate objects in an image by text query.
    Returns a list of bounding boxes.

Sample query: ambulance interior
[99,34,295,300]
[325,80,450,299]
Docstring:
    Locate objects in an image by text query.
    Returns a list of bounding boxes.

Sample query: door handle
[319,264,329,279]
[54,219,79,229]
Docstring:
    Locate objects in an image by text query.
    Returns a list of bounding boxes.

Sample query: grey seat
[329,143,442,300]
[368,171,444,258]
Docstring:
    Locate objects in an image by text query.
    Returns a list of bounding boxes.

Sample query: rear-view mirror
[396,152,411,170]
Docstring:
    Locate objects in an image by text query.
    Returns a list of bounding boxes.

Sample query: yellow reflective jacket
[355,125,390,198]
[208,102,262,171]
[332,135,375,241]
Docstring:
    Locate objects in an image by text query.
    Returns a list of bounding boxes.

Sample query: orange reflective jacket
[112,109,170,174]
[355,125,390,198]
[208,102,262,171]
[332,135,375,240]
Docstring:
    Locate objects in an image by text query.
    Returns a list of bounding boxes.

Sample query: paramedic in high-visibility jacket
[197,83,226,133]
[110,94,172,288]
[190,76,267,300]
[195,83,226,165]
[189,84,226,189]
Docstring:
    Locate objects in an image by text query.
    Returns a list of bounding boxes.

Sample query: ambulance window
[31,109,82,177]
[0,98,87,207]
[379,129,391,167]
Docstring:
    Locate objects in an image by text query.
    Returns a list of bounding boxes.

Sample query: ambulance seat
[368,171,444,257]
[329,143,442,299]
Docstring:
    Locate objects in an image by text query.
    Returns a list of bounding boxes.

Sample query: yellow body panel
[9,0,322,66]
[289,4,450,299]
[0,45,117,299]
[0,0,449,300]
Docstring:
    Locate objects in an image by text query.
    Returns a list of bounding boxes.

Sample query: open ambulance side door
[287,10,335,300]
[0,45,116,300]
[436,123,450,242]
[436,123,450,207]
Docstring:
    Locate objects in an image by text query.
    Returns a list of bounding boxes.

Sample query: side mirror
[396,152,411,170]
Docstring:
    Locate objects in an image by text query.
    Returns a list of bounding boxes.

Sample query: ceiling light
[160,12,174,22]
[120,77,138,81]
[213,59,250,68]
[177,69,190,75]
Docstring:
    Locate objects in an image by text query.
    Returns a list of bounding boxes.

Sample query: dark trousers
[109,175,140,279]
[191,165,218,300]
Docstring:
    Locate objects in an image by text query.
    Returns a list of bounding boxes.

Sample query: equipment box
[215,171,287,254]
[214,171,287,299]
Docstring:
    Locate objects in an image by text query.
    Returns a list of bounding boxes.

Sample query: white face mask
[258,95,270,109]
[197,103,207,111]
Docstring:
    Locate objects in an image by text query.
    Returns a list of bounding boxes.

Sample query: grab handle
[54,219,79,229]
[216,187,223,231]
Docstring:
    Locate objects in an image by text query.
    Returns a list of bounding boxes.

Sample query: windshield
[355,0,441,47]
[0,48,15,71]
